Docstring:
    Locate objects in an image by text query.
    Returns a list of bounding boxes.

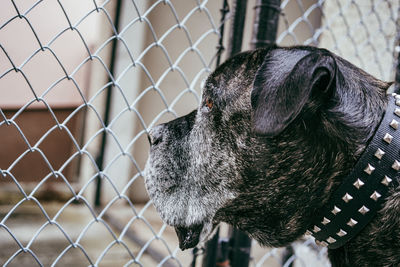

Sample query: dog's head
[144,46,389,249]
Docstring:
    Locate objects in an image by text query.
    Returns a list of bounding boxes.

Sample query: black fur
[145,46,398,266]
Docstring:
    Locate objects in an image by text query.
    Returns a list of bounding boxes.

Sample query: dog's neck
[326,93,400,266]
[309,93,400,247]
[328,187,400,266]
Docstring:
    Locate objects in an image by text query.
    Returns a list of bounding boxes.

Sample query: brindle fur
[144,46,399,267]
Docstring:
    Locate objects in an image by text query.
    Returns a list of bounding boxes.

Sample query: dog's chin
[174,221,215,250]
[174,224,203,250]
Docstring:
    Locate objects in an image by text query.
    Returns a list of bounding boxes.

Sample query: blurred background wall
[0,0,110,200]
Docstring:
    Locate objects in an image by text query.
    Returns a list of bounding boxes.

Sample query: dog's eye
[205,98,213,110]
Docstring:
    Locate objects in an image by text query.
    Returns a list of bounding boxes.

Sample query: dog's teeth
[347,218,358,227]
[358,206,370,215]
[383,133,393,144]
[305,230,313,236]
[374,148,385,160]
[342,193,353,203]
[370,191,381,201]
[381,175,392,186]
[363,164,375,175]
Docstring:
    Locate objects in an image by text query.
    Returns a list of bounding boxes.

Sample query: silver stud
[313,225,321,233]
[392,160,400,171]
[364,164,375,175]
[395,108,400,117]
[331,206,341,215]
[381,175,392,186]
[327,237,336,244]
[396,94,400,100]
[370,191,381,201]
[358,205,370,215]
[337,229,347,237]
[347,218,358,227]
[374,148,385,160]
[316,240,328,247]
[353,179,364,189]
[396,100,400,106]
[305,230,313,236]
[390,119,399,130]
[383,133,393,144]
[342,193,353,203]
[322,217,331,225]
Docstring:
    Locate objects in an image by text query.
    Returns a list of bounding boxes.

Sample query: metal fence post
[395,34,400,93]
[227,0,248,57]
[228,1,282,267]
[229,229,252,267]
[251,0,281,49]
[94,0,123,207]
[201,1,249,266]
[197,1,230,266]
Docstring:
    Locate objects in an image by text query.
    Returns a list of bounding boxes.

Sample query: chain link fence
[0,0,399,266]
[1,0,227,266]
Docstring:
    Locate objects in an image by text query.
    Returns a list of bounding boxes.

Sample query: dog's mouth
[174,223,204,250]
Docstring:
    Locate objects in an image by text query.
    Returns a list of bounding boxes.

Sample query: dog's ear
[251,50,337,136]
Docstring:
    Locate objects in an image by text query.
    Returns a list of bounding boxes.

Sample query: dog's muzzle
[307,92,400,249]
[174,224,204,250]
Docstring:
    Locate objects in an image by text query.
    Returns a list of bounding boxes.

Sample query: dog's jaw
[144,109,239,249]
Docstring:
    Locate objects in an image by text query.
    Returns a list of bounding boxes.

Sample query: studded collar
[307,92,400,249]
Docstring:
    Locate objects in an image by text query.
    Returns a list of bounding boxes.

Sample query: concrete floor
[0,202,189,267]
[0,202,329,267]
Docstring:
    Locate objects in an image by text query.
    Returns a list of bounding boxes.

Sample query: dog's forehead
[205,49,271,96]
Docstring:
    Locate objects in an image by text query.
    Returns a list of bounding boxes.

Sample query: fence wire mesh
[0,0,399,267]
[0,0,227,266]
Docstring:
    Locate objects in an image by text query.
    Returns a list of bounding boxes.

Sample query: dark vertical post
[395,39,400,93]
[196,1,230,266]
[227,0,248,57]
[251,0,281,49]
[228,1,281,267]
[201,229,220,267]
[251,1,289,265]
[200,1,249,266]
[395,6,400,93]
[94,0,123,207]
[229,229,252,267]
[225,0,254,266]
[216,0,230,67]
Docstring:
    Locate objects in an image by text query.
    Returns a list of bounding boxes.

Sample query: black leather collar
[307,92,400,249]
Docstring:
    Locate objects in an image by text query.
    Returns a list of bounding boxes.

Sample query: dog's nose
[148,125,164,146]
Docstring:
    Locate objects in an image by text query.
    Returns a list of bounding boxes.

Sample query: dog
[144,46,399,266]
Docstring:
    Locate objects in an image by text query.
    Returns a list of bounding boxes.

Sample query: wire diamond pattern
[0,0,226,266]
